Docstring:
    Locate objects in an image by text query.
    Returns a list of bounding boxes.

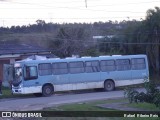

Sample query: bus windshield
[15,67,23,82]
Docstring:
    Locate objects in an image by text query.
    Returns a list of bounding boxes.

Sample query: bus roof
[15,54,147,64]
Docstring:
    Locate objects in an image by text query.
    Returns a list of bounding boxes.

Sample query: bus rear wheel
[104,80,115,91]
[42,85,54,97]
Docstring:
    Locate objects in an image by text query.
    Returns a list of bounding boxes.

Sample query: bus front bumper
[12,88,24,94]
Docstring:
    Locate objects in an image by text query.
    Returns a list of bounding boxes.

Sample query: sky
[0,0,159,27]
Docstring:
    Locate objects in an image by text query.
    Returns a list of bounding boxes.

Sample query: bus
[12,54,149,97]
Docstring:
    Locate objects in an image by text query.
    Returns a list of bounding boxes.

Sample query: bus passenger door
[23,65,40,94]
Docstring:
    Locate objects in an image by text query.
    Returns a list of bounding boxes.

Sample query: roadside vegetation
[124,80,160,109]
[41,98,159,120]
[44,97,159,111]
[44,98,126,111]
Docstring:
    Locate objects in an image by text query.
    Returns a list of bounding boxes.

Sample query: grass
[44,97,160,111]
[44,98,160,113]
[0,86,34,99]
[49,103,112,111]
[127,102,160,111]
[44,98,121,111]
[42,98,160,120]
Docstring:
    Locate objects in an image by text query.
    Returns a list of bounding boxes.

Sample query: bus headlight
[19,84,23,88]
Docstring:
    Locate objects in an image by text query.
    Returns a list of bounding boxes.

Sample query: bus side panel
[22,86,42,94]
[100,71,133,87]
[69,72,101,90]
[52,74,69,91]
[114,70,132,86]
[54,82,103,92]
[23,79,42,94]
[23,75,54,94]
[100,71,116,84]
[131,69,147,84]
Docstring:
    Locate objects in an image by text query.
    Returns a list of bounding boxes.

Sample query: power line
[0,5,146,14]
[2,0,160,7]
[1,0,159,12]
[0,6,146,14]
[0,16,145,20]
[87,0,160,7]
[0,6,147,14]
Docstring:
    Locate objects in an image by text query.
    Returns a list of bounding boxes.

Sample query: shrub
[124,87,139,103]
[124,81,160,109]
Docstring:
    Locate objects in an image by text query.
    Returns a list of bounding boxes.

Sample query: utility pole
[85,0,87,8]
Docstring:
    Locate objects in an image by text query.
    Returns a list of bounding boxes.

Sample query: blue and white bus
[12,54,149,97]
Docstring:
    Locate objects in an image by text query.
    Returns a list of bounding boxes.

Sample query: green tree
[138,7,160,74]
[123,7,160,75]
[50,26,92,57]
[145,7,160,74]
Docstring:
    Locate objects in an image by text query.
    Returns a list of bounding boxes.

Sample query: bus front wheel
[104,80,115,91]
[42,85,54,97]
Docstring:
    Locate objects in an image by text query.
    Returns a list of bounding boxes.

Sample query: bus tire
[42,85,54,97]
[104,80,115,91]
[34,93,42,97]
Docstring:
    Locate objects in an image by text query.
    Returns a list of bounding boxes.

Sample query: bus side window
[100,60,115,72]
[85,61,100,73]
[38,63,52,76]
[131,58,146,70]
[52,62,68,75]
[116,59,130,71]
[69,62,84,74]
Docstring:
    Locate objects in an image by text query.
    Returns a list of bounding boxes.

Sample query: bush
[124,87,139,103]
[124,81,160,109]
